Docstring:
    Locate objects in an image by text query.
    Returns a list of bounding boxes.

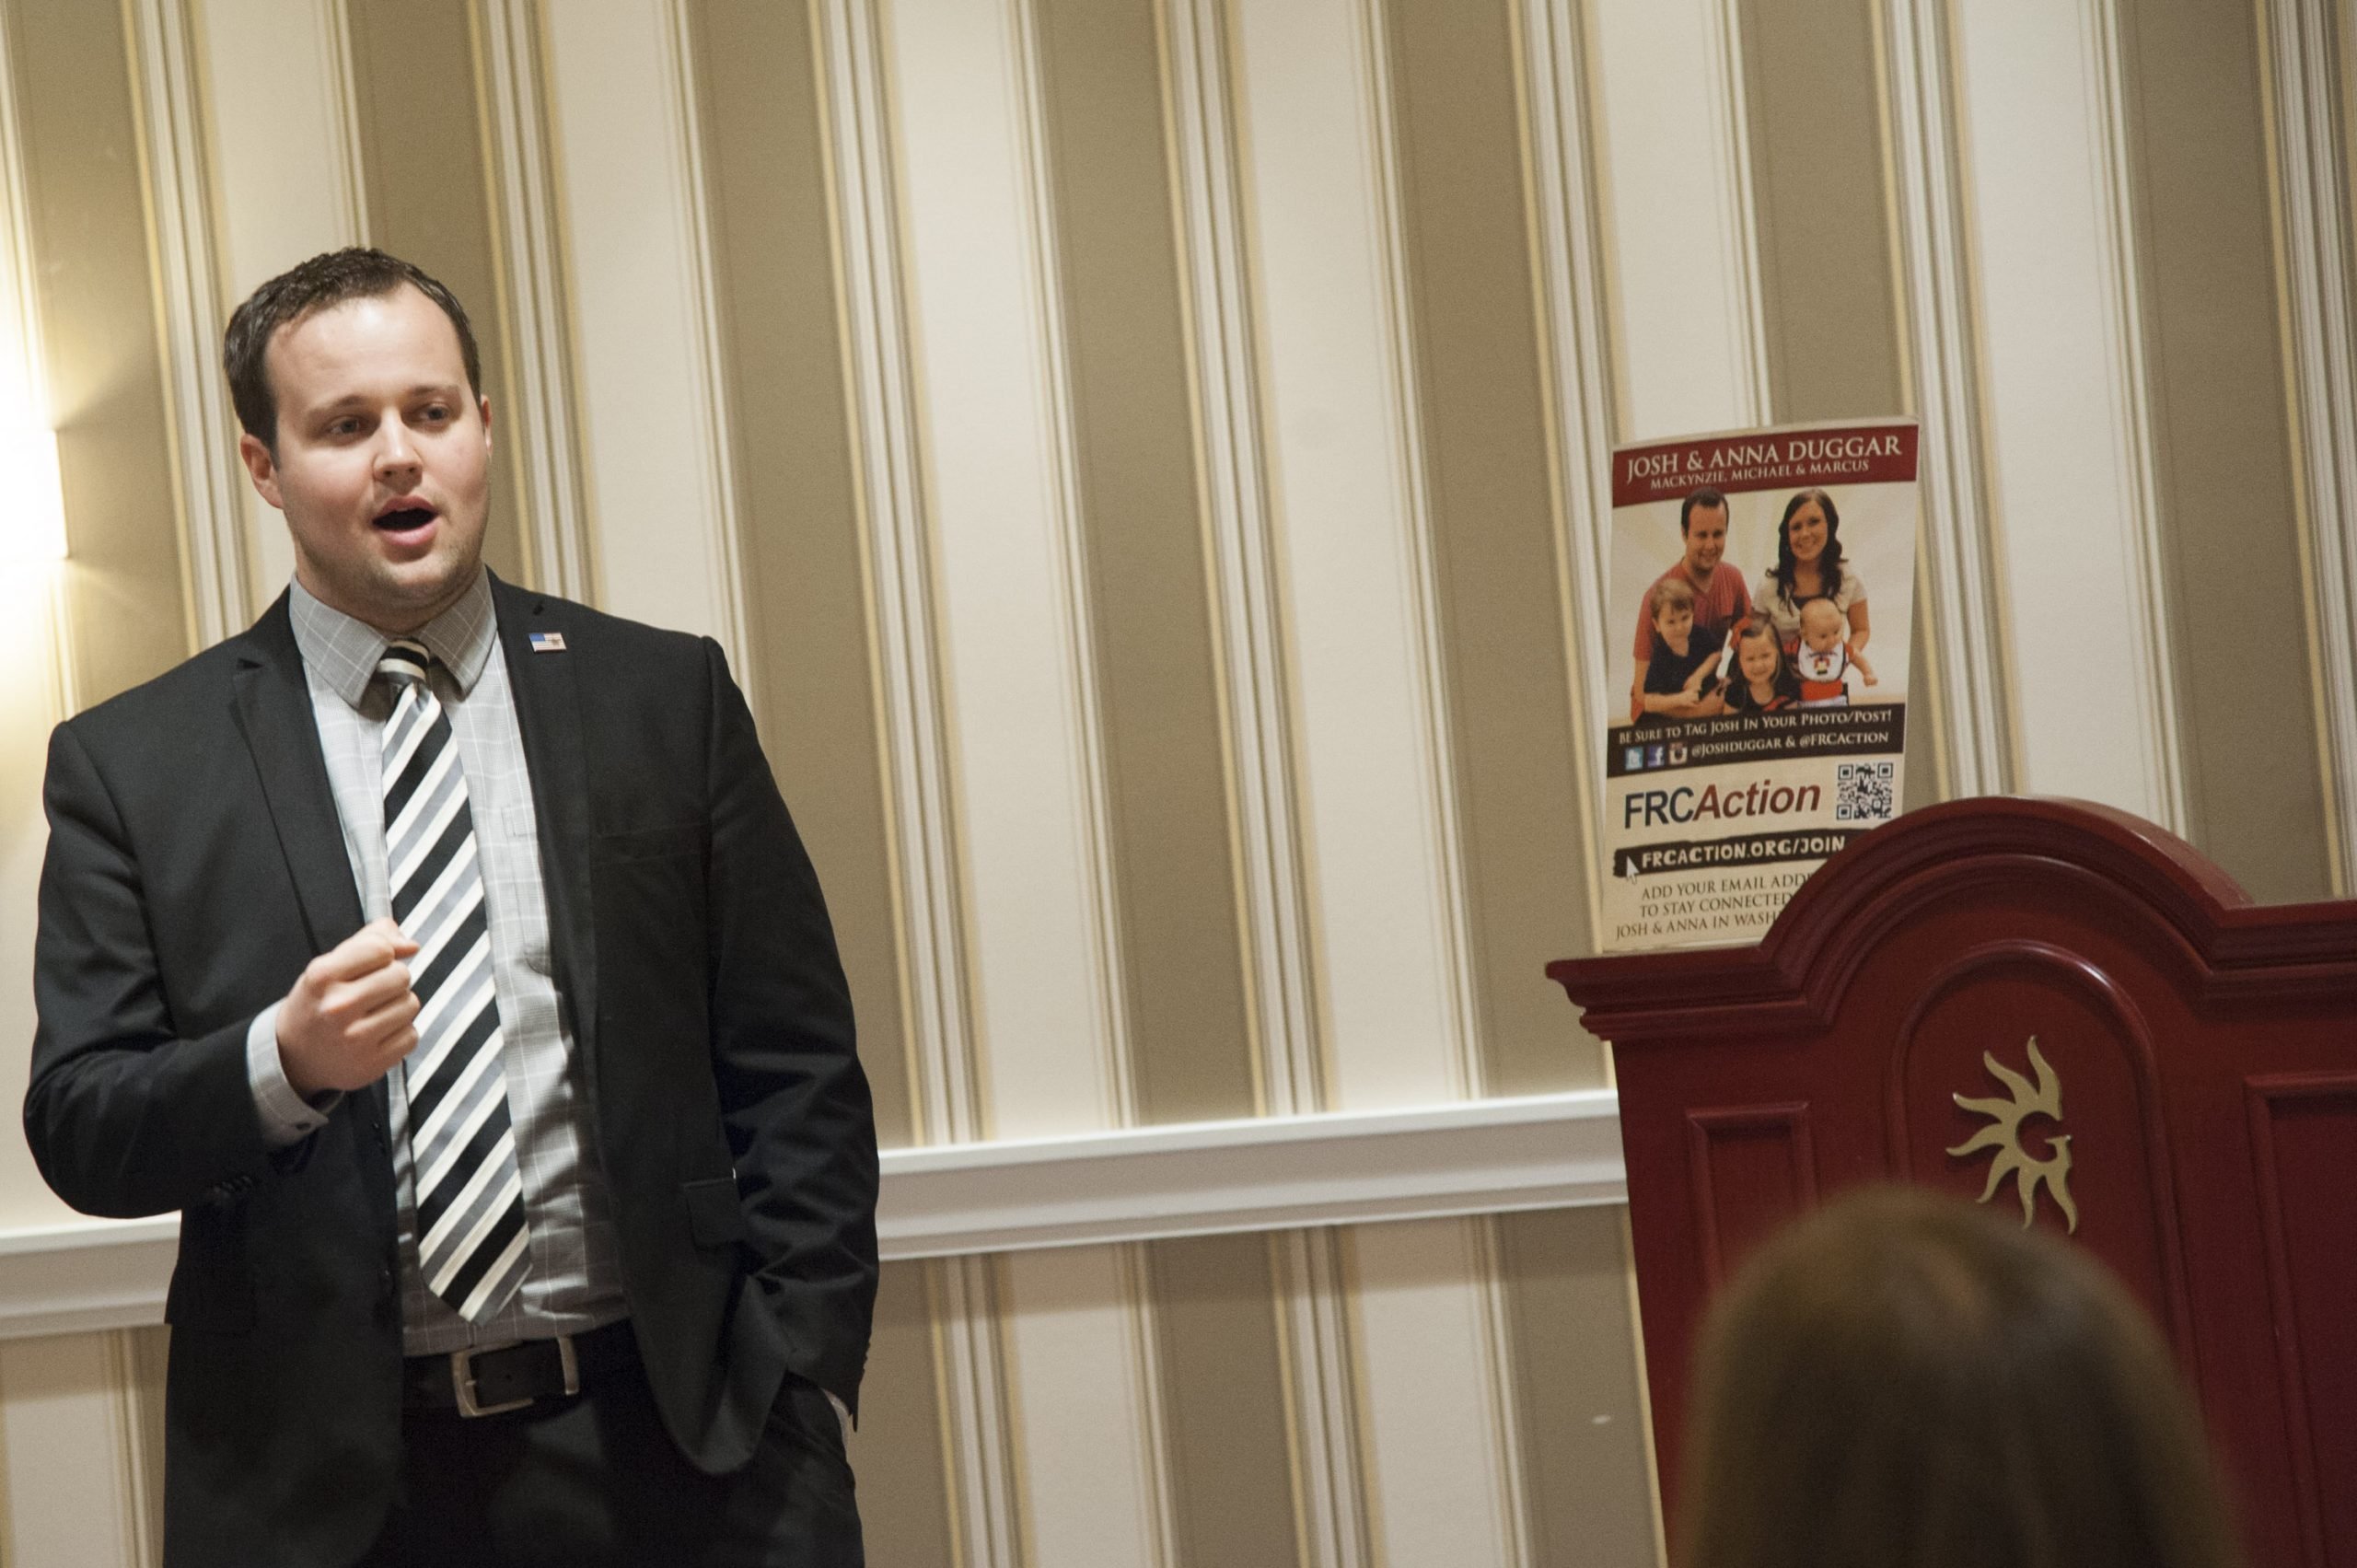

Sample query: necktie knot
[377,639,431,691]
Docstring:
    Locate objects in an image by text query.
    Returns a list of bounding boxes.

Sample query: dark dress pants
[359,1335,862,1568]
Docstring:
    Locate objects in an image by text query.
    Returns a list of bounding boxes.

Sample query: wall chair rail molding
[0,1092,1627,1339]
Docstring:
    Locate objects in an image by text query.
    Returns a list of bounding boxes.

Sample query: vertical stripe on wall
[997,1245,1176,1568]
[1158,13,1373,1546]
[1883,0,2013,799]
[192,0,368,610]
[1516,0,1629,970]
[1225,5,1527,1560]
[1494,1209,1660,1568]
[1225,0,1475,1108]
[1341,1218,1527,1567]
[1735,0,1904,421]
[4,0,191,710]
[880,0,1130,1138]
[1383,0,1597,1097]
[2116,0,2332,903]
[1032,0,1259,1126]
[0,1334,154,1567]
[2263,0,2357,897]
[881,0,1172,1558]
[0,0,71,1235]
[814,3,1022,1556]
[1947,0,2184,829]
[472,0,596,605]
[127,0,250,649]
[844,1262,961,1568]
[1731,0,1943,810]
[1144,1235,1305,1568]
[684,0,916,1150]
[1584,0,1769,438]
[538,0,750,656]
[344,0,531,588]
[127,1328,168,1555]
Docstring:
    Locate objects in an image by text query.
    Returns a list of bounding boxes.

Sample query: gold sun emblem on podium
[1946,1037,2079,1234]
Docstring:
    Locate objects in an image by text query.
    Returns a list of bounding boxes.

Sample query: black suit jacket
[23,577,878,1568]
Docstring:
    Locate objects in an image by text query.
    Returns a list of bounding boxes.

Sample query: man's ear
[238,432,284,511]
[478,394,493,457]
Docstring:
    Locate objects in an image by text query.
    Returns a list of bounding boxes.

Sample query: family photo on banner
[1601,419,1920,952]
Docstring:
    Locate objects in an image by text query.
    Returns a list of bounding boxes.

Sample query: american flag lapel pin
[529,631,567,653]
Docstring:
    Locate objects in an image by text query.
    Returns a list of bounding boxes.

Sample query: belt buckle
[451,1336,579,1419]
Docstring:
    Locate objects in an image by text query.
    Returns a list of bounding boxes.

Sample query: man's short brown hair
[223,248,482,455]
[1679,486,1729,534]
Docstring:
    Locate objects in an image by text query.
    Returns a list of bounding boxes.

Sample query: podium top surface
[1550,795,2357,1043]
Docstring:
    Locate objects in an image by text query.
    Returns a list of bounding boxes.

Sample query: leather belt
[402,1319,637,1418]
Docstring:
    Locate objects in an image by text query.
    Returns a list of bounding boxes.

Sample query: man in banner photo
[1601,420,1919,953]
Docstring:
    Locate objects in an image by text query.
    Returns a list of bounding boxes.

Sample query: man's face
[238,285,491,633]
[1682,504,1729,576]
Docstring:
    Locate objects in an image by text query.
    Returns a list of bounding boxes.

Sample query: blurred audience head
[1678,1185,2242,1568]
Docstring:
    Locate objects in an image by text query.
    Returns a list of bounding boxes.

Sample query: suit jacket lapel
[493,575,599,1074]
[231,596,366,953]
[232,597,401,1157]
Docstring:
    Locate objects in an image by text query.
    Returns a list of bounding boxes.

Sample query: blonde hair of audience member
[1678,1186,2244,1568]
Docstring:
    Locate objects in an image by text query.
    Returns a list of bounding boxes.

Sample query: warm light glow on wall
[0,419,65,563]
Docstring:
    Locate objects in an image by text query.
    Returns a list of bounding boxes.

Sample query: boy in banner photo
[1601,420,1920,953]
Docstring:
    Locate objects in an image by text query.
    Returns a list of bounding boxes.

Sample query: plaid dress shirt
[246,570,627,1354]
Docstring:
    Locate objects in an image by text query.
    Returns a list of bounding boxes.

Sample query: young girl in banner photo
[1721,618,1802,713]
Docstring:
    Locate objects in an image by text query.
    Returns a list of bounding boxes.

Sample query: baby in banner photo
[1794,597,1878,707]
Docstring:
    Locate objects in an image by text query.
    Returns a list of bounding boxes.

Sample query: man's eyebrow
[299,383,466,416]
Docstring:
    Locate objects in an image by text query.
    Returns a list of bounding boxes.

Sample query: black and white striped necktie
[379,638,528,1321]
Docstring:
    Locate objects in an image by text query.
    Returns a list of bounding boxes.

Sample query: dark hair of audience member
[1678,1186,2244,1568]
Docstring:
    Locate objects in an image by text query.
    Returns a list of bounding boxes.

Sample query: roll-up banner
[1602,419,1920,952]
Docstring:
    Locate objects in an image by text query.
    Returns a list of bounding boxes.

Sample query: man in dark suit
[23,248,877,1567]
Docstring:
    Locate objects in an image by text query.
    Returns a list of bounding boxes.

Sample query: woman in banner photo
[1753,487,1870,657]
[1720,618,1802,713]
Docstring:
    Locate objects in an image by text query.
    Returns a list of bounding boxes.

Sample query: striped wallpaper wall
[0,0,2348,1562]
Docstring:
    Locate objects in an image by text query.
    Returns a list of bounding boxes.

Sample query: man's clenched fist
[277,917,422,1098]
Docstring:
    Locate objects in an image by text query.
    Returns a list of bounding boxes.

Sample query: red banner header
[1611,421,1919,508]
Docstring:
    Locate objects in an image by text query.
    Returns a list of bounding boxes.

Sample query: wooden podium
[1550,797,2356,1568]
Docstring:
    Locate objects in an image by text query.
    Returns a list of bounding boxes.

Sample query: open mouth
[374,505,437,533]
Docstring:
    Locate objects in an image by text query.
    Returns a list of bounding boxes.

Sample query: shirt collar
[287,568,499,708]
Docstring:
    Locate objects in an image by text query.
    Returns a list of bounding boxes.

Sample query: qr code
[1835,761,1896,821]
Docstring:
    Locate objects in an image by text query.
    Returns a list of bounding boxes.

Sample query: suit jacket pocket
[593,822,704,865]
[682,1175,749,1249]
